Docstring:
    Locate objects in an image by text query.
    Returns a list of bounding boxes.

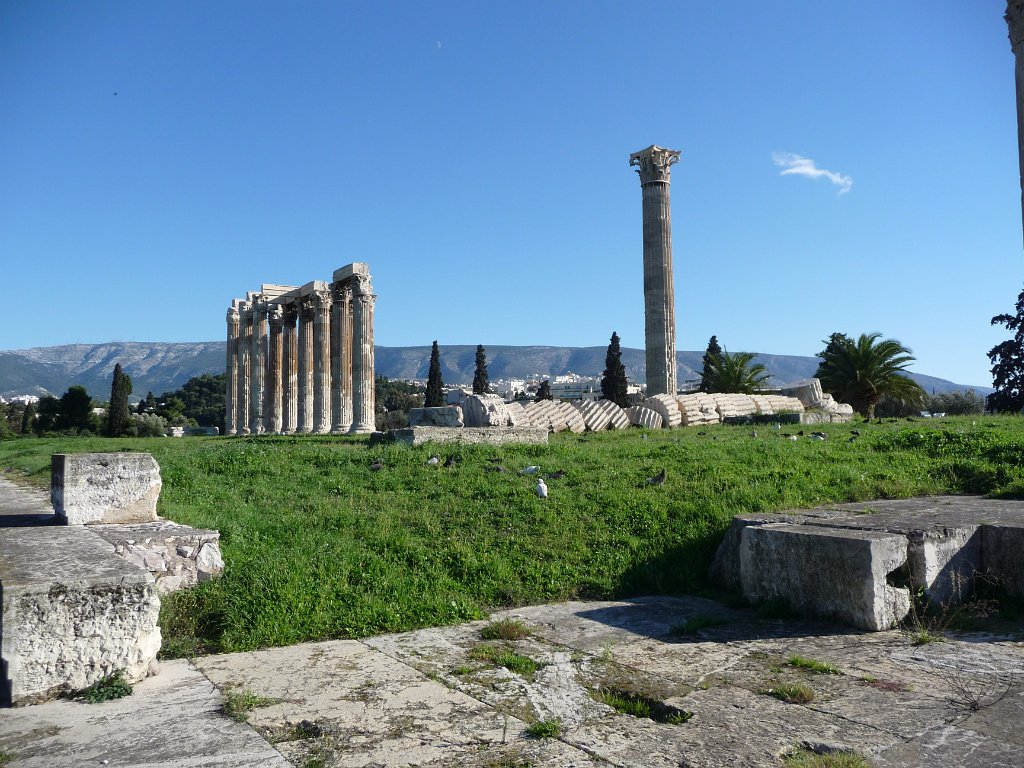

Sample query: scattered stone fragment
[625,406,664,429]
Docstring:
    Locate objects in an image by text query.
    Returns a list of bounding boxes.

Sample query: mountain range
[0,342,991,400]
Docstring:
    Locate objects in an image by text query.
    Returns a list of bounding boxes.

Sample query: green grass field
[1,416,1021,657]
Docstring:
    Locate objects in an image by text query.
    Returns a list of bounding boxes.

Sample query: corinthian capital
[352,273,374,296]
[227,306,240,324]
[311,288,333,310]
[1009,1,1024,48]
[268,304,285,327]
[629,145,681,184]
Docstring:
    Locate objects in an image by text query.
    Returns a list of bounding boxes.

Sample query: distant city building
[5,395,40,405]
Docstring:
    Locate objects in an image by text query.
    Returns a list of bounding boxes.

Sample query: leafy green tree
[702,350,770,394]
[987,288,1024,413]
[19,402,34,434]
[0,404,14,440]
[34,395,60,434]
[818,332,852,360]
[157,373,226,431]
[106,363,132,437]
[929,389,986,416]
[56,385,98,434]
[600,331,629,407]
[815,332,926,419]
[472,345,490,395]
[375,376,425,430]
[536,380,552,401]
[425,341,444,407]
[699,335,723,392]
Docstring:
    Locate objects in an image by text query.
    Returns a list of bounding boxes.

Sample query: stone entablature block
[408,406,464,428]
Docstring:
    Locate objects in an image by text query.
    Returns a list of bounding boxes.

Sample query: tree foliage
[472,344,489,395]
[157,373,227,431]
[536,380,552,401]
[699,335,723,392]
[375,375,425,413]
[815,332,926,419]
[106,363,132,437]
[600,331,629,407]
[425,341,445,407]
[987,288,1024,413]
[701,350,770,394]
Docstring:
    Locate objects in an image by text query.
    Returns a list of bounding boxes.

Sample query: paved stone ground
[2,475,1024,766]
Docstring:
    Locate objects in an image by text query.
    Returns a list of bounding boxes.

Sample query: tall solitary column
[249,297,268,434]
[297,297,315,433]
[350,274,377,434]
[225,305,240,435]
[237,302,252,435]
[630,144,681,397]
[311,289,333,433]
[330,282,353,433]
[282,303,298,434]
[1008,1,1024,243]
[268,305,285,433]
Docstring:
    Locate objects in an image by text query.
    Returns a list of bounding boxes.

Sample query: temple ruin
[225,263,376,436]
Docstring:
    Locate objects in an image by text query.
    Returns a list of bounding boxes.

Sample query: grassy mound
[1,415,1021,656]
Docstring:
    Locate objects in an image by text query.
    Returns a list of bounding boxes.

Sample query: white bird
[426,455,440,465]
[536,479,548,498]
[520,466,540,475]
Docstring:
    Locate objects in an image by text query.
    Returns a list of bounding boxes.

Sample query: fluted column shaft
[350,276,377,434]
[282,305,298,434]
[225,307,239,435]
[1008,1,1024,244]
[237,303,252,434]
[630,145,681,397]
[268,306,284,433]
[249,299,268,434]
[297,297,315,433]
[331,284,353,433]
[311,290,332,433]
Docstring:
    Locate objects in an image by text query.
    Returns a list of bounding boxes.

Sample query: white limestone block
[52,453,162,526]
[643,394,682,428]
[625,406,664,429]
[461,395,511,428]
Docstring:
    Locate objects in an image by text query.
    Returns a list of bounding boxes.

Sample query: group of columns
[225,263,376,435]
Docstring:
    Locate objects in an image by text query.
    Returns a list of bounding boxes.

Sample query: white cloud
[772,152,853,196]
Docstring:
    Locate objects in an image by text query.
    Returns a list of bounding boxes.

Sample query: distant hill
[0,341,990,400]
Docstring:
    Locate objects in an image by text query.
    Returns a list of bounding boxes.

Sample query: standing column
[330,282,353,433]
[311,289,333,433]
[225,305,240,435]
[237,301,252,435]
[282,303,298,434]
[268,305,285,433]
[1008,1,1024,243]
[297,296,315,433]
[249,297,268,434]
[629,144,681,397]
[350,274,377,434]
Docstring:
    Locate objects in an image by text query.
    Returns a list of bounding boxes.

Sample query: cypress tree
[21,402,36,434]
[536,380,552,401]
[106,363,132,437]
[472,344,489,395]
[425,341,445,407]
[700,335,723,392]
[600,331,629,407]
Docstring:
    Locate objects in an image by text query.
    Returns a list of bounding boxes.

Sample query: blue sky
[2,1,1020,387]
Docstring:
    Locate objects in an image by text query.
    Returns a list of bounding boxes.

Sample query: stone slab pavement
[4,595,1022,767]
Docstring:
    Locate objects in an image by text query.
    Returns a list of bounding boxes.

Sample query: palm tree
[815,332,926,419]
[702,351,770,394]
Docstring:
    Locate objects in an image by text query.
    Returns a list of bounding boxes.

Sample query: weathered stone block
[1,526,161,705]
[739,524,911,631]
[90,522,225,595]
[625,405,663,429]
[52,453,162,525]
[554,401,586,433]
[644,394,682,428]
[461,395,512,428]
[389,426,549,446]
[408,406,464,428]
[599,400,631,430]
[575,400,612,432]
[504,401,529,427]
[982,523,1024,599]
[779,378,825,408]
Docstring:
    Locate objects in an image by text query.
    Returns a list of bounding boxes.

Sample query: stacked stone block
[676,393,721,426]
[625,405,664,429]
[711,394,758,421]
[461,395,512,428]
[575,400,613,431]
[643,394,682,428]
[504,401,529,427]
[751,395,804,416]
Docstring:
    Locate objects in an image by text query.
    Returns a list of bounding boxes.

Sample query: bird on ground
[487,465,507,473]
[848,437,857,443]
[787,435,799,441]
[811,434,826,441]
[546,470,566,480]
[697,431,707,436]
[811,431,827,439]
[647,469,667,486]
[426,455,440,465]
[536,479,548,498]
[851,430,861,437]
[750,430,758,438]
[370,461,384,471]
[520,465,540,475]
[797,430,805,436]
[444,455,461,467]
[771,424,781,431]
